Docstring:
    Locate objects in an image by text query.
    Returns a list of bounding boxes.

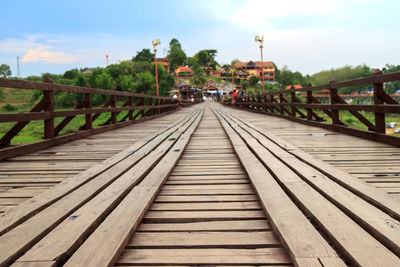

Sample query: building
[234,61,276,82]
[175,66,193,77]
[214,70,228,80]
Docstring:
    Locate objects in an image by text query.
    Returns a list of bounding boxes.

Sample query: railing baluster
[329,80,340,125]
[43,77,54,139]
[307,83,313,121]
[374,69,386,134]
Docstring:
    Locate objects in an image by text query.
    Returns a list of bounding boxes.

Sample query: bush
[3,104,18,112]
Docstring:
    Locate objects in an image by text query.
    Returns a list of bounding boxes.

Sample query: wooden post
[290,85,296,117]
[128,96,133,120]
[329,80,340,125]
[43,77,54,139]
[110,88,117,124]
[279,93,284,115]
[373,69,386,134]
[270,94,274,113]
[307,83,313,120]
[84,84,92,130]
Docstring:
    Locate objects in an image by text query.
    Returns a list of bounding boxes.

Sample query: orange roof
[234,61,274,69]
[176,66,192,72]
[286,85,303,89]
[157,62,169,67]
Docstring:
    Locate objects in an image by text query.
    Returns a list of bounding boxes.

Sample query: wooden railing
[222,70,400,146]
[0,77,192,160]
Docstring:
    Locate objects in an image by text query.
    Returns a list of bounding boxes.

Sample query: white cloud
[22,45,81,64]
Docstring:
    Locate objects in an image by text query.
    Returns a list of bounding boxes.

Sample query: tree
[383,64,400,94]
[132,49,154,62]
[0,64,12,78]
[191,49,218,70]
[134,71,155,94]
[63,69,79,79]
[117,74,135,91]
[168,38,186,71]
[249,75,259,86]
[95,72,114,90]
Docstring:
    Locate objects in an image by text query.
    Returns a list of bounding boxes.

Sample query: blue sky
[1,0,399,77]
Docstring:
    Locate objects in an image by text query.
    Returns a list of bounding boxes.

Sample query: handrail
[222,69,400,146]
[0,77,195,160]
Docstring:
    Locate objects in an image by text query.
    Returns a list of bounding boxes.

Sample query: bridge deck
[0,107,197,213]
[223,105,400,197]
[0,103,399,266]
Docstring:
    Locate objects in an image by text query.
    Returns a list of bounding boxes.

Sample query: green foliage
[132,49,154,62]
[95,72,115,89]
[0,64,12,78]
[117,74,135,91]
[192,49,218,70]
[278,66,308,87]
[74,75,87,87]
[240,80,249,90]
[63,69,79,79]
[383,64,400,94]
[134,71,155,94]
[249,75,259,85]
[168,38,186,71]
[3,103,17,112]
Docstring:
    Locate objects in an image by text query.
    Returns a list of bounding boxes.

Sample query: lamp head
[152,39,161,51]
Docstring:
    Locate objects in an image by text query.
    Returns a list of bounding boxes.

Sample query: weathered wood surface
[221,105,400,197]
[215,104,400,266]
[1,103,400,266]
[0,106,198,214]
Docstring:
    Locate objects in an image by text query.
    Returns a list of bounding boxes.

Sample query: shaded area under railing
[0,77,196,160]
[222,70,400,146]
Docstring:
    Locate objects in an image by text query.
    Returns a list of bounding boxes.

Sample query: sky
[1,0,399,77]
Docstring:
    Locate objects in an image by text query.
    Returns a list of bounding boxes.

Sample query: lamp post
[230,68,235,92]
[152,39,161,96]
[255,35,265,94]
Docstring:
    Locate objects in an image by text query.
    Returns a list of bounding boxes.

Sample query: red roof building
[234,61,276,82]
[175,66,193,77]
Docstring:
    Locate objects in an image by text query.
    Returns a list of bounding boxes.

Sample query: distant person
[232,90,238,104]
[202,95,207,102]
[172,94,178,99]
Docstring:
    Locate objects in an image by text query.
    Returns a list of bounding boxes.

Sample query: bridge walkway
[222,105,400,198]
[0,103,399,266]
[0,106,198,213]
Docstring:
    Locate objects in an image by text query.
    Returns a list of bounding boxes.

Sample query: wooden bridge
[0,72,400,266]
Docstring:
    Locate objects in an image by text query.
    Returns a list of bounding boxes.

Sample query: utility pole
[152,39,161,96]
[16,56,20,77]
[255,35,265,94]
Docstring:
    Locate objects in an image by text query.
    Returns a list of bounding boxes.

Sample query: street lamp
[152,39,161,96]
[255,35,265,94]
[230,68,235,92]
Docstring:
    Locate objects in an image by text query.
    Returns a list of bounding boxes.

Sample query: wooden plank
[144,210,265,223]
[128,231,280,248]
[137,220,271,232]
[150,202,261,211]
[155,194,258,203]
[62,108,203,267]
[116,248,290,265]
